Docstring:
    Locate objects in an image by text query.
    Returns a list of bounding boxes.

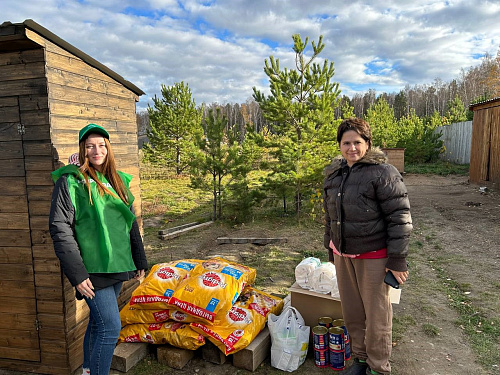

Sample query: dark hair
[337,117,372,149]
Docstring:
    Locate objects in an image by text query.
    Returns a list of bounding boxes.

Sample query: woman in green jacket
[49,124,148,375]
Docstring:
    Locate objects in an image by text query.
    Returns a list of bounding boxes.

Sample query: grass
[419,231,500,371]
[392,314,417,343]
[405,160,469,175]
[422,323,440,337]
[140,164,213,225]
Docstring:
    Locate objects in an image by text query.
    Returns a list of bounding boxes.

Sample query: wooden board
[0,61,45,82]
[159,221,213,240]
[0,77,47,97]
[0,247,32,263]
[158,222,200,235]
[0,158,25,177]
[216,237,288,245]
[157,345,195,370]
[1,196,29,213]
[48,83,136,110]
[111,342,149,372]
[0,49,45,66]
[0,229,31,247]
[0,212,30,229]
[232,327,271,372]
[18,95,49,111]
[0,140,23,159]
[201,340,227,365]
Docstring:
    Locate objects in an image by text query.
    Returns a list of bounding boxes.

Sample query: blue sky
[2,0,500,111]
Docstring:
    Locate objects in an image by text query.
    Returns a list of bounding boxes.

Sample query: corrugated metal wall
[435,121,472,165]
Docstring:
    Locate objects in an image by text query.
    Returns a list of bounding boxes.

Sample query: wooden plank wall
[470,100,500,184]
[23,29,144,373]
[469,108,490,183]
[0,44,75,374]
[488,108,500,183]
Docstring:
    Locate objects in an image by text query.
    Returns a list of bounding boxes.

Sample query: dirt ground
[139,173,500,375]
[1,173,498,375]
[386,174,499,375]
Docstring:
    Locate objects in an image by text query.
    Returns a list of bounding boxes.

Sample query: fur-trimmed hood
[323,147,388,177]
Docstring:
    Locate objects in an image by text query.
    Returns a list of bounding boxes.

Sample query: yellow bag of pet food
[120,301,198,325]
[129,259,200,309]
[168,258,257,324]
[120,302,170,325]
[190,286,284,354]
[119,321,205,350]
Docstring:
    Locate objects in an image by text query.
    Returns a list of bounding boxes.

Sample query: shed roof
[469,97,500,110]
[0,19,145,96]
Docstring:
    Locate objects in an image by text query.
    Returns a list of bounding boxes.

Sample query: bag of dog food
[191,286,284,354]
[119,321,205,350]
[129,259,200,309]
[168,258,257,324]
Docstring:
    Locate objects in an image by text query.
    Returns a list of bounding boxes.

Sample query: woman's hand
[134,269,145,279]
[386,268,409,285]
[76,278,95,299]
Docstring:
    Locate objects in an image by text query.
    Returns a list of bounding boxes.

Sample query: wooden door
[0,96,41,362]
[489,108,500,183]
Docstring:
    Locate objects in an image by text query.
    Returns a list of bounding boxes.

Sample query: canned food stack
[313,317,351,371]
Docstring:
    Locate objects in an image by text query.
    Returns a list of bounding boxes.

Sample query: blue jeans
[83,282,122,375]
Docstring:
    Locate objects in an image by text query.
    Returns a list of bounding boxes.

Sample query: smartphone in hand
[384,270,400,289]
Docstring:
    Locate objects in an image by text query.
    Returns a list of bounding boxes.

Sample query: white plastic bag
[294,257,320,289]
[268,306,310,372]
[310,261,340,298]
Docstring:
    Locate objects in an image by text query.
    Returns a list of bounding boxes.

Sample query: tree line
[139,35,499,222]
[138,47,500,137]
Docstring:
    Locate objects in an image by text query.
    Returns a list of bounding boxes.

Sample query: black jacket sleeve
[130,219,148,271]
[49,175,90,286]
[323,187,334,262]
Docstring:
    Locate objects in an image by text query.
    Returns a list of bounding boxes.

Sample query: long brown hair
[78,135,130,205]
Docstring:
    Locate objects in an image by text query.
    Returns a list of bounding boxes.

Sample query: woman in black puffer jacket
[323,118,412,375]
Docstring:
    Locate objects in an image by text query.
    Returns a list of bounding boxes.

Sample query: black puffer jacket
[323,148,412,271]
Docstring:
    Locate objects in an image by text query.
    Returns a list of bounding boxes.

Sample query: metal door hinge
[17,123,26,135]
[35,319,41,331]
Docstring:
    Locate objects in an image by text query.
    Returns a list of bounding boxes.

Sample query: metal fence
[435,121,472,165]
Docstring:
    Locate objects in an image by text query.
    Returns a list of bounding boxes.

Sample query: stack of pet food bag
[119,257,284,355]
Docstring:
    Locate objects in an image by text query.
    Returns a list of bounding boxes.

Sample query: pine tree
[144,82,201,174]
[445,95,467,124]
[189,108,243,221]
[253,34,341,217]
[365,97,398,147]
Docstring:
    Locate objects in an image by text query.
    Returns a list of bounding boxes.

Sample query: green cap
[79,123,110,142]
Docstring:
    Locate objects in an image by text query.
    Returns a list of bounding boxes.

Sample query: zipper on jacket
[337,166,350,254]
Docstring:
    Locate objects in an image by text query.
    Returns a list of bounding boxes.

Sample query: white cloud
[1,0,500,110]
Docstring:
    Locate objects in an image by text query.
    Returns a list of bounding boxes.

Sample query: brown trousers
[334,255,392,374]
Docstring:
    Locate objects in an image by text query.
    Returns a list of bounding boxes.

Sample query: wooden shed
[381,147,405,173]
[0,19,145,374]
[469,97,500,185]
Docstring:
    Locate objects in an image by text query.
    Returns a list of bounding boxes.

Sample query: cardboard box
[288,283,342,328]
